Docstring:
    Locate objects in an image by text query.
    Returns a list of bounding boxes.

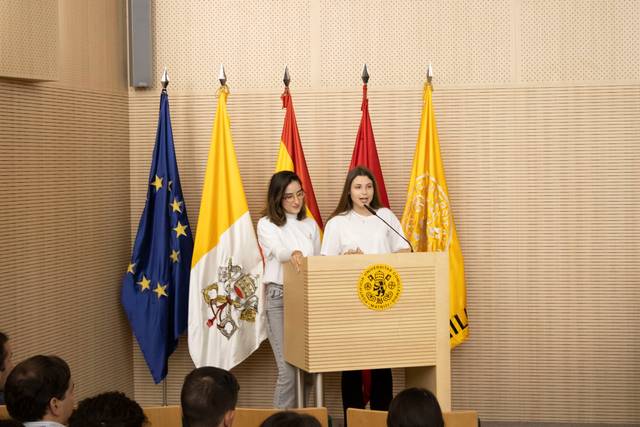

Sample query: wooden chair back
[143,405,182,427]
[234,407,329,427]
[347,408,479,427]
[143,405,329,427]
[0,405,9,420]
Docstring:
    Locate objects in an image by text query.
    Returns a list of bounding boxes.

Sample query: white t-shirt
[23,422,67,427]
[320,208,409,255]
[257,213,321,284]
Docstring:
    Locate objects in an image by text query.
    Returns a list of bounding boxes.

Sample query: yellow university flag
[401,82,469,348]
[188,86,266,369]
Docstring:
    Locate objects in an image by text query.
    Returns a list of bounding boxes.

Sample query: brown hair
[181,367,239,427]
[329,165,382,220]
[262,171,307,226]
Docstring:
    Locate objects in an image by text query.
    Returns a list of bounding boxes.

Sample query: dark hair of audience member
[0,419,23,427]
[259,411,322,427]
[4,355,71,422]
[386,387,444,427]
[181,366,240,427]
[68,391,147,427]
[0,332,8,372]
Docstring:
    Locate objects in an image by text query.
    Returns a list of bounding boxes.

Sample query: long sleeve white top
[257,213,321,284]
[320,208,409,255]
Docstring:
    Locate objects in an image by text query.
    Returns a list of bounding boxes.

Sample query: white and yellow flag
[188,86,266,369]
[401,82,469,348]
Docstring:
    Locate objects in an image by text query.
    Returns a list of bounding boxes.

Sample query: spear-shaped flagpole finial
[427,63,433,84]
[161,67,169,90]
[283,65,291,87]
[218,64,227,86]
[361,64,370,84]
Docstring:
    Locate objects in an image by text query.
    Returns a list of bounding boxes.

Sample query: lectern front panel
[284,252,448,373]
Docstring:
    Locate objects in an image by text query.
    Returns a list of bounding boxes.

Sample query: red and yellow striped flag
[275,87,323,229]
[401,82,469,348]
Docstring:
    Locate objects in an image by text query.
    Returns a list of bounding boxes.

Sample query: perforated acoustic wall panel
[0,80,132,398]
[0,0,58,80]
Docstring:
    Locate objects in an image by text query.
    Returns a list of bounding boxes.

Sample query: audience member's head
[5,355,75,425]
[387,387,444,427]
[68,391,147,427]
[0,332,13,392]
[259,412,322,427]
[181,366,239,427]
[0,419,23,427]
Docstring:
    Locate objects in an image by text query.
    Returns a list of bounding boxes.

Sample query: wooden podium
[283,252,451,411]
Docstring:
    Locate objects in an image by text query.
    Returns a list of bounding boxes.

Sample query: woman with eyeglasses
[321,165,410,422]
[257,170,321,408]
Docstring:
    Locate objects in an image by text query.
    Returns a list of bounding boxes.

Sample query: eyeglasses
[283,189,305,202]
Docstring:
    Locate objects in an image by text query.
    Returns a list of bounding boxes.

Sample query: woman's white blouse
[257,213,321,284]
[320,208,409,255]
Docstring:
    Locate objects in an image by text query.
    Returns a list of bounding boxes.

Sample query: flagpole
[282,68,304,407]
[219,63,227,86]
[283,65,290,88]
[161,67,170,407]
[161,66,169,91]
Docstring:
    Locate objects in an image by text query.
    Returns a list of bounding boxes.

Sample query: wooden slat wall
[0,0,131,402]
[0,81,132,398]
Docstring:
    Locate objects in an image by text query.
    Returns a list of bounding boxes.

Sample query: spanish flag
[188,86,267,369]
[401,82,469,348]
[275,86,323,229]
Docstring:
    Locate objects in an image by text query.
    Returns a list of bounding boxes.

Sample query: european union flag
[122,89,193,383]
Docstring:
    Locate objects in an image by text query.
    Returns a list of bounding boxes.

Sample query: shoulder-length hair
[328,165,382,220]
[262,171,307,226]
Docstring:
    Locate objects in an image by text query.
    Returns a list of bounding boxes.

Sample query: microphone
[364,205,414,252]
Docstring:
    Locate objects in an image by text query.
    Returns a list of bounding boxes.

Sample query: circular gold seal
[358,264,402,311]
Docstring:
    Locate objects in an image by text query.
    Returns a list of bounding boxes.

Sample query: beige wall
[0,0,132,399]
[128,1,640,425]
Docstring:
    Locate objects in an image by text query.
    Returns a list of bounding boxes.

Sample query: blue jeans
[266,283,297,408]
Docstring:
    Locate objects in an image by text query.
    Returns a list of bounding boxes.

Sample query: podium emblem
[358,264,402,310]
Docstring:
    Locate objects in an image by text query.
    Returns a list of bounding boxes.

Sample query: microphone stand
[364,205,414,252]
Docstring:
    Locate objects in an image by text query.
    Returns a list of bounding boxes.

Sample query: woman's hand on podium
[343,247,363,255]
[290,250,303,272]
